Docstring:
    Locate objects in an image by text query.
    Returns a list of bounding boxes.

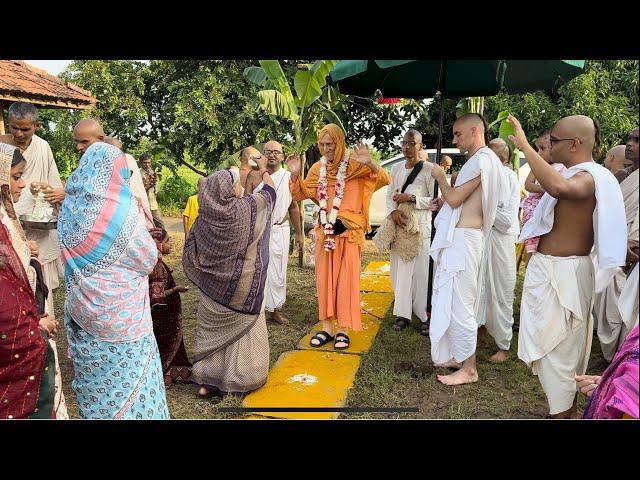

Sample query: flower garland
[318,153,350,251]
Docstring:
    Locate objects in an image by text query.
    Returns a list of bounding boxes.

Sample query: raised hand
[286,153,301,176]
[352,141,373,166]
[507,115,530,151]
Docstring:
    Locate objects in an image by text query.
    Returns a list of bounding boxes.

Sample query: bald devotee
[594,127,639,361]
[428,113,505,385]
[603,145,627,175]
[289,124,390,351]
[509,114,627,419]
[0,102,69,419]
[104,136,153,229]
[440,155,453,173]
[476,138,521,362]
[239,146,263,195]
[386,129,435,335]
[254,140,304,324]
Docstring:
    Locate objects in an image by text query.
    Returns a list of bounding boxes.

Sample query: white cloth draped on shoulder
[519,161,627,292]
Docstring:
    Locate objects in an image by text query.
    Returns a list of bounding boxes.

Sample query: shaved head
[455,113,486,135]
[452,113,488,155]
[264,140,284,170]
[488,138,511,165]
[439,154,453,172]
[553,115,597,151]
[603,145,627,173]
[73,118,105,154]
[405,129,423,143]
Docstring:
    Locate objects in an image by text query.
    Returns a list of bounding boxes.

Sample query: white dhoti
[430,228,483,364]
[256,168,293,313]
[390,224,430,323]
[476,229,517,350]
[618,263,639,341]
[518,252,594,415]
[264,222,290,312]
[594,267,630,361]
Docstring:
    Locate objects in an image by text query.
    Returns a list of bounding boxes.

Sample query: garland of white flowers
[318,152,350,251]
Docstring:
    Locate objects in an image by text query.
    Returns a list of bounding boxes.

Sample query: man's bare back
[538,172,596,257]
[456,181,483,229]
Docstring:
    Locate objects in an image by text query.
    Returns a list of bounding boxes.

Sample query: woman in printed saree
[287,124,391,350]
[0,142,56,419]
[58,142,169,419]
[577,324,639,419]
[149,228,192,387]
[183,165,275,397]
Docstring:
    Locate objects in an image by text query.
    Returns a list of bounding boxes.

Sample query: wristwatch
[410,194,416,203]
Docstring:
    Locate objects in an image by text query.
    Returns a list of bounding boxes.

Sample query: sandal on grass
[334,333,351,351]
[310,331,334,347]
[419,322,429,336]
[393,317,411,331]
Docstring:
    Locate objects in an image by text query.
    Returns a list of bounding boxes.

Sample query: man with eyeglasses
[238,146,264,195]
[594,127,639,364]
[254,140,304,325]
[387,130,436,336]
[508,114,627,419]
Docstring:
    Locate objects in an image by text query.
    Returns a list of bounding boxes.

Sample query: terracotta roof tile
[0,60,97,109]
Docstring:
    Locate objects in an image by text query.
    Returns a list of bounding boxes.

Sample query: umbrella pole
[426,60,447,319]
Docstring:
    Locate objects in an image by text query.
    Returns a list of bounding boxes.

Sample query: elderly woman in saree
[58,142,169,419]
[183,161,275,397]
[287,124,391,351]
[0,142,56,419]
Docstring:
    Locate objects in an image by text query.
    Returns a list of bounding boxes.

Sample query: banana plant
[244,59,343,266]
[244,60,342,154]
[489,110,521,173]
[456,96,485,117]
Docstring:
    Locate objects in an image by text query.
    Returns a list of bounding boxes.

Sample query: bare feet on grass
[434,360,463,370]
[268,310,289,325]
[489,350,510,363]
[437,368,479,386]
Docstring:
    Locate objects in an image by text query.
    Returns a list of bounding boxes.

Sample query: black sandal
[334,333,351,351]
[419,322,429,336]
[393,317,411,331]
[310,331,334,347]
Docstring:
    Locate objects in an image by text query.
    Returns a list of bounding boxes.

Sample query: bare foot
[269,310,289,325]
[434,360,463,369]
[477,325,490,348]
[437,368,479,386]
[198,386,210,397]
[489,350,510,363]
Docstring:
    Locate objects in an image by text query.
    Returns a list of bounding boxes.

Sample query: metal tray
[19,215,58,230]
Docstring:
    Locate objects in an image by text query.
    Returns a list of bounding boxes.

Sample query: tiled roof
[0,60,97,109]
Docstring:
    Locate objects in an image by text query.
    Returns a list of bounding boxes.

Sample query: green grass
[52,236,601,419]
